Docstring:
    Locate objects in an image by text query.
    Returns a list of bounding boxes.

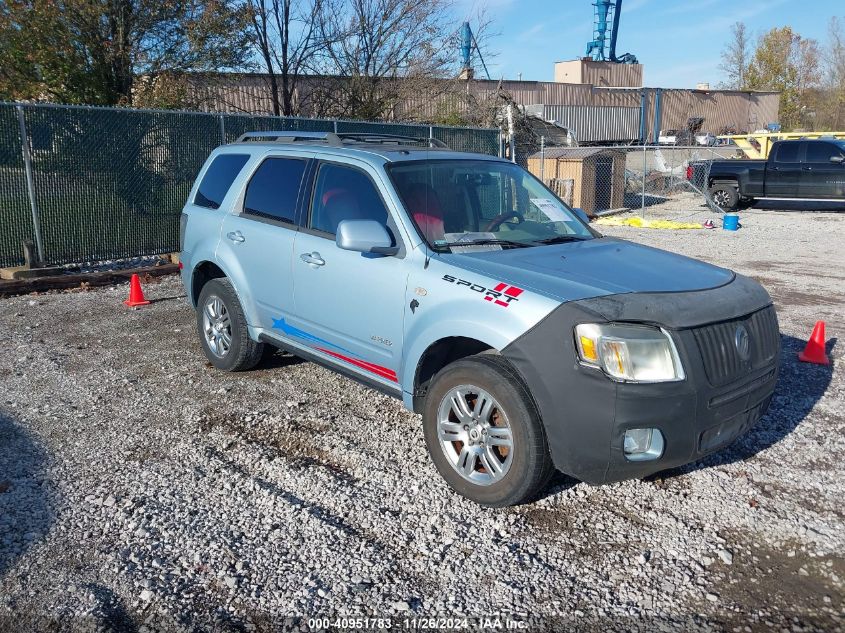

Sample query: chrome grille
[693,306,780,387]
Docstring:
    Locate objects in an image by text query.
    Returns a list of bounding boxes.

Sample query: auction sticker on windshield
[530,198,571,222]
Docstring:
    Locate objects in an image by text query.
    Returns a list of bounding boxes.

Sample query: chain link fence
[621,145,726,219]
[0,102,500,268]
[0,107,35,268]
[524,140,737,222]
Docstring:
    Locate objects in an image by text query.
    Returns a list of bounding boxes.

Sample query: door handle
[802,166,813,171]
[300,252,325,266]
[226,231,245,243]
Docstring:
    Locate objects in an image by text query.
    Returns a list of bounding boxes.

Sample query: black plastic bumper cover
[502,274,780,484]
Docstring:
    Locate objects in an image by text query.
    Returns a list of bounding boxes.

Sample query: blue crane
[460,22,491,80]
[585,0,638,64]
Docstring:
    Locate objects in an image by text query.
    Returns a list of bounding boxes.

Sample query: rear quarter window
[774,143,800,163]
[194,154,250,209]
[243,157,307,224]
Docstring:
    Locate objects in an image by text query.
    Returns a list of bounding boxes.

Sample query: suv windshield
[387,159,594,251]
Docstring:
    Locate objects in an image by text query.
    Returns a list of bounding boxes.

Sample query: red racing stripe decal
[316,348,398,383]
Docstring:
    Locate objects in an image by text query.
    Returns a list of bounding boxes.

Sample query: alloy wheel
[713,190,731,207]
[202,295,232,358]
[436,385,514,486]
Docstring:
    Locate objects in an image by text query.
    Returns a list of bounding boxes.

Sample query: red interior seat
[403,183,445,241]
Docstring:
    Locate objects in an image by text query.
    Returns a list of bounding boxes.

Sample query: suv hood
[441,237,735,303]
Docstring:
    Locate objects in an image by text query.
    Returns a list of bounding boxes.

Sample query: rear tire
[709,183,739,210]
[422,355,554,507]
[196,278,264,372]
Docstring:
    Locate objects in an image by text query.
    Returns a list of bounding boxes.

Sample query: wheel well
[413,337,495,413]
[191,261,226,306]
[709,179,738,189]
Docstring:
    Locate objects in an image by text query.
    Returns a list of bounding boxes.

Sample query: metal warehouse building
[439,62,780,144]
[179,60,779,145]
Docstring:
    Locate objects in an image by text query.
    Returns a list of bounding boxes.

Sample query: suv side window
[806,142,842,163]
[775,142,800,163]
[195,154,250,209]
[309,163,389,235]
[243,157,307,223]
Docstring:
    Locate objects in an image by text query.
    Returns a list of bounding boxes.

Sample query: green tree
[0,0,251,106]
[745,26,820,130]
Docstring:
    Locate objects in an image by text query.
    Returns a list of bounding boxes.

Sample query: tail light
[179,213,188,251]
[685,165,693,181]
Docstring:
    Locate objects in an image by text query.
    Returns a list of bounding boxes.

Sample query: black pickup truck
[688,139,845,210]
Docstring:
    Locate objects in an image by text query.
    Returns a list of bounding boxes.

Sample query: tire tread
[197,278,264,372]
[424,354,554,507]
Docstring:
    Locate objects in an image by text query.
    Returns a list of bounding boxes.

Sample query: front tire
[422,355,554,507]
[196,278,264,372]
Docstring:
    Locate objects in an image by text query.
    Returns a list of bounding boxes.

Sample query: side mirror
[572,207,591,223]
[831,155,844,164]
[336,219,398,255]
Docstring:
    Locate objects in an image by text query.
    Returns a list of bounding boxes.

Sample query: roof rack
[235,131,343,146]
[335,132,448,149]
[233,130,448,149]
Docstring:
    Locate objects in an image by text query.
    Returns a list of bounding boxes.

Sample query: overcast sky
[455,0,841,87]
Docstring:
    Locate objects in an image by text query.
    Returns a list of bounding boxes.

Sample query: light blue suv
[180,131,780,506]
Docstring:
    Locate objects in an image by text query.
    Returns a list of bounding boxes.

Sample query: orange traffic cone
[124,273,151,308]
[798,321,829,365]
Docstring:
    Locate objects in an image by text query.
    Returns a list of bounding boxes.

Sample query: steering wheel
[484,211,522,232]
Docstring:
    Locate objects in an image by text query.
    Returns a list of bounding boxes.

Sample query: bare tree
[245,0,325,116]
[718,22,751,89]
[796,38,822,91]
[821,16,845,129]
[795,36,821,128]
[310,0,455,120]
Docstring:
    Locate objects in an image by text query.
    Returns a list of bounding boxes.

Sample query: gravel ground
[1,207,843,632]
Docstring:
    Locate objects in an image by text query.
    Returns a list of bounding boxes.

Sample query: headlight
[574,323,685,383]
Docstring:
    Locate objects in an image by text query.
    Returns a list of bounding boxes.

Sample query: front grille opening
[693,306,779,388]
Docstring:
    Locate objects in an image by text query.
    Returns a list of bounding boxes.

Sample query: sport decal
[442,275,524,308]
[271,317,397,383]
[485,282,524,307]
[316,348,398,382]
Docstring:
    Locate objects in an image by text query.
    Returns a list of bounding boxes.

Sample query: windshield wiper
[433,238,536,251]
[534,235,590,245]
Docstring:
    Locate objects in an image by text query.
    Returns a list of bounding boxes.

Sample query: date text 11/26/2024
[306,616,529,630]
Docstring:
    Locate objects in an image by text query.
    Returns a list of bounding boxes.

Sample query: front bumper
[502,275,780,484]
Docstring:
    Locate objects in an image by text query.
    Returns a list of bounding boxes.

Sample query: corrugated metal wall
[182,74,780,143]
[187,74,276,114]
[644,89,780,137]
[526,104,641,142]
